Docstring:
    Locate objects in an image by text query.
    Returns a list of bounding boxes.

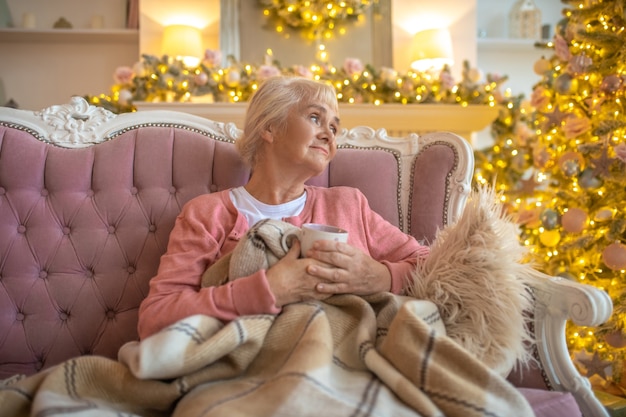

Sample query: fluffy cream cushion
[407,186,535,376]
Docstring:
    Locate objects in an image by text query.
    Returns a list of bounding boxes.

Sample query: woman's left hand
[304,240,391,295]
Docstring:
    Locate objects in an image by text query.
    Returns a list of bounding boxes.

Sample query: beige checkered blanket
[0,291,532,416]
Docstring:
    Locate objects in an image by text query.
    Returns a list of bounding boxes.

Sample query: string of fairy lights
[87,54,505,115]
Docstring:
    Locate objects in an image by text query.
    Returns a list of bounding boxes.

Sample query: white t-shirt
[230,186,306,226]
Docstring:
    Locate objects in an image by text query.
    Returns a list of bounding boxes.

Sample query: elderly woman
[137,76,429,339]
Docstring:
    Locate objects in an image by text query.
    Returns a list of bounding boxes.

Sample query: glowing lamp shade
[410,28,454,72]
[162,24,203,67]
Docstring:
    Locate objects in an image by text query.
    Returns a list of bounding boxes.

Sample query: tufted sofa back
[0,99,472,378]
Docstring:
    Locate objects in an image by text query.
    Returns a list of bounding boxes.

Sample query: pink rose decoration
[614,143,626,163]
[257,65,281,80]
[562,116,591,139]
[114,66,134,84]
[293,65,314,79]
[343,58,364,76]
[203,49,222,67]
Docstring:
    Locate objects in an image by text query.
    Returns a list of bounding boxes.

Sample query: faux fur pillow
[407,186,535,376]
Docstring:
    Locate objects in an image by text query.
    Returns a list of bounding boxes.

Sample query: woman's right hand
[265,240,333,307]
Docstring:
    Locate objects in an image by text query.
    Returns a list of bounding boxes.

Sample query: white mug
[283,223,349,257]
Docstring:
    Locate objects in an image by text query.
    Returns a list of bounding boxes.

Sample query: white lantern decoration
[509,0,542,39]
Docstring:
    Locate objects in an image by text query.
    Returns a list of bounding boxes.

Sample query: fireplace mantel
[133,102,498,146]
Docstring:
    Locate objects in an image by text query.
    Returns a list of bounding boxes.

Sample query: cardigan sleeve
[137,193,281,340]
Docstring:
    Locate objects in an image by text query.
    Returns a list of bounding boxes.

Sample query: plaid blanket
[0,218,534,416]
[0,292,532,416]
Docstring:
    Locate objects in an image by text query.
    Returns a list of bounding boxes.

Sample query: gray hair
[236,76,339,167]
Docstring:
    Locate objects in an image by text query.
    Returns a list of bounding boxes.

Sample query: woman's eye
[310,114,320,124]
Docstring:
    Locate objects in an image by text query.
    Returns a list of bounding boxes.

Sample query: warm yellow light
[410,28,454,72]
[162,24,203,67]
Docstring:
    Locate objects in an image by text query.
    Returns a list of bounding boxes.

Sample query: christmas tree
[475,0,626,396]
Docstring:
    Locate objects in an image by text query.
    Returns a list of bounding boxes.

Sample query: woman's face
[268,100,340,178]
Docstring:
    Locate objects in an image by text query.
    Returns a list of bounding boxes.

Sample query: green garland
[258,0,376,39]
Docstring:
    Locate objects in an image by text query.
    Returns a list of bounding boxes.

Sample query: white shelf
[0,28,138,43]
[477,37,551,52]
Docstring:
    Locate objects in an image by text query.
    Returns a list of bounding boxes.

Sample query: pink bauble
[562,208,588,233]
[605,332,626,348]
[602,242,626,271]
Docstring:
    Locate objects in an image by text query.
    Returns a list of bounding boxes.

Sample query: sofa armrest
[530,271,613,417]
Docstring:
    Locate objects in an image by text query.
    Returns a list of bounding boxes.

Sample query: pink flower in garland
[257,65,281,80]
[343,58,364,76]
[293,65,314,79]
[203,49,222,67]
[114,66,134,84]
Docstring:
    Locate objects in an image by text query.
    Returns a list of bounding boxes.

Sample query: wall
[0,0,136,111]
[476,0,565,98]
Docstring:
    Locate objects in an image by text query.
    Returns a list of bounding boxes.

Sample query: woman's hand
[305,240,392,295]
[265,240,335,307]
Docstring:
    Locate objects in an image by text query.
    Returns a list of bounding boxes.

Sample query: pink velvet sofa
[0,97,613,416]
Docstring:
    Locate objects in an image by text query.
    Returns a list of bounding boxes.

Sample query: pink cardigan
[138,186,429,339]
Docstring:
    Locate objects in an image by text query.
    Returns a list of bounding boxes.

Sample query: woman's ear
[261,125,274,143]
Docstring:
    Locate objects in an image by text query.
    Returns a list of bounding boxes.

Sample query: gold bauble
[539,230,561,247]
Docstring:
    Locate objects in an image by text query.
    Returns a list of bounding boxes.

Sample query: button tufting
[149,224,156,232]
[17,225,26,234]
[169,186,177,194]
[86,189,95,197]
[36,360,43,371]
[86,270,94,279]
[108,225,116,234]
[15,312,25,321]
[40,189,49,197]
[106,310,116,319]
[59,312,69,321]
[0,187,5,195]
[62,226,70,235]
[130,187,138,195]
[127,266,136,274]
[210,184,218,192]
[39,270,48,279]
